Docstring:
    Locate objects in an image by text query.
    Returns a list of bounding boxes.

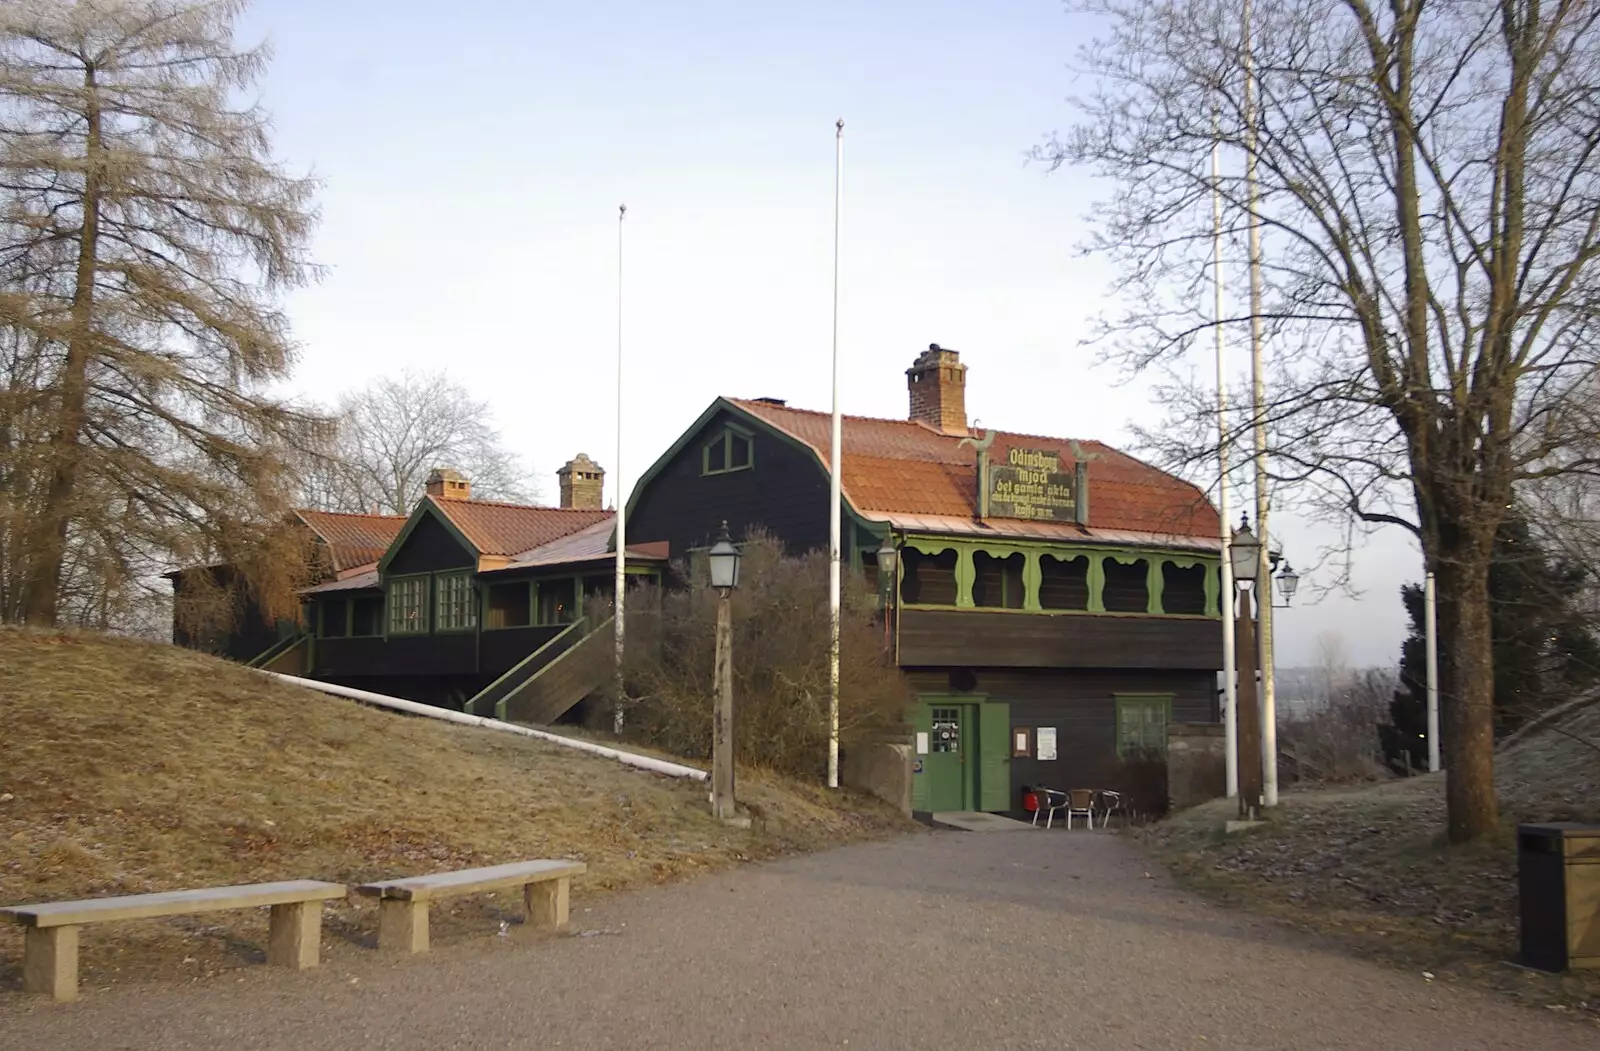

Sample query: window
[972,552,1025,609]
[351,596,384,637]
[485,581,531,629]
[536,579,577,625]
[1102,558,1150,613]
[901,549,958,606]
[319,598,348,638]
[1039,554,1090,610]
[1161,562,1208,616]
[1116,694,1172,757]
[702,426,755,475]
[389,576,429,634]
[435,572,477,631]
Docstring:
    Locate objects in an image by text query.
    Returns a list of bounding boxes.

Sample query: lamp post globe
[1230,514,1261,585]
[874,538,898,579]
[708,522,741,592]
[1276,560,1300,605]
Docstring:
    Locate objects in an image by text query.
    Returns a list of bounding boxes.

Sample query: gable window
[1115,694,1173,757]
[972,552,1025,609]
[702,426,755,475]
[1039,554,1090,611]
[389,576,429,635]
[435,572,478,631]
[901,549,958,606]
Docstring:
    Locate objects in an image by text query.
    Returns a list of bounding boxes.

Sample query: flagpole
[827,118,844,789]
[613,202,627,735]
[1243,0,1280,807]
[1212,129,1239,800]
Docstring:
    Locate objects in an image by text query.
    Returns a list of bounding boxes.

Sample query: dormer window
[702,425,754,476]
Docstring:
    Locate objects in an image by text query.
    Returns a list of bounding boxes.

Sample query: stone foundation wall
[1167,722,1226,811]
[842,739,913,816]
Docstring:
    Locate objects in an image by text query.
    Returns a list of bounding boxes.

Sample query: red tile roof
[427,497,613,559]
[294,510,407,576]
[730,399,1219,545]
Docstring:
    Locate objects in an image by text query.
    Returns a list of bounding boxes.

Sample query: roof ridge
[430,496,613,514]
[731,396,1111,449]
[295,508,408,521]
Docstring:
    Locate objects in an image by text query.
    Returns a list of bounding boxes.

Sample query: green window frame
[1115,693,1173,757]
[702,425,755,475]
[435,572,478,632]
[388,575,430,635]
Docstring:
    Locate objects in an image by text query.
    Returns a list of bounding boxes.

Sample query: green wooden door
[978,701,1013,812]
[924,703,970,811]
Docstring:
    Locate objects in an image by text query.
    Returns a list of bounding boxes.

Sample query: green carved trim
[955,547,975,608]
[1145,558,1163,615]
[1087,554,1107,613]
[1203,560,1220,617]
[1021,551,1042,612]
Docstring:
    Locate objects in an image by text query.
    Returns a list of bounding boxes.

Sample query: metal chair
[1064,788,1096,830]
[1096,790,1125,829]
[1032,787,1069,828]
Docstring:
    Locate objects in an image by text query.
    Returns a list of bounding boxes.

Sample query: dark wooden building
[173,457,666,719]
[626,345,1225,817]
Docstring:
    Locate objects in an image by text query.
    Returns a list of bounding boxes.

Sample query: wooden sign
[988,447,1076,522]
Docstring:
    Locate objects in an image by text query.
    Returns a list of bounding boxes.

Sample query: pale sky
[242,0,1418,669]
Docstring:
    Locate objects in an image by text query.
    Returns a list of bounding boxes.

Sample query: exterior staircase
[464,615,615,724]
[246,633,309,675]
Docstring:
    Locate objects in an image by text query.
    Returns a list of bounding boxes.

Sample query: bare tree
[0,0,325,629]
[301,370,538,516]
[1044,0,1600,841]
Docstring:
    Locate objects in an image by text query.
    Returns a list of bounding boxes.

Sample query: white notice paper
[1036,727,1058,761]
[916,732,930,755]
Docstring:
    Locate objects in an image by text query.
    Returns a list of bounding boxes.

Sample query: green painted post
[1087,554,1107,613]
[1204,559,1221,618]
[1022,551,1042,612]
[1147,559,1165,615]
[955,547,976,608]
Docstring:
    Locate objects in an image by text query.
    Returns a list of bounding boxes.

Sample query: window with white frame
[389,576,429,634]
[435,572,478,631]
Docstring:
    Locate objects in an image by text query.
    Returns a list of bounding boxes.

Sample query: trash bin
[1517,823,1600,972]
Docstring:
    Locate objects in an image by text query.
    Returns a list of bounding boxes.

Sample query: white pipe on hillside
[262,672,708,782]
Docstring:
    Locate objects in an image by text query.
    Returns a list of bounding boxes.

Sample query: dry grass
[1144,704,1600,1021]
[0,628,912,992]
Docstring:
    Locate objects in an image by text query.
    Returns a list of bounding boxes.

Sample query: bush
[618,530,914,779]
[1280,668,1394,783]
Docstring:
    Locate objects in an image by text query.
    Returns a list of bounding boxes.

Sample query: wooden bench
[0,879,348,1002]
[354,859,585,954]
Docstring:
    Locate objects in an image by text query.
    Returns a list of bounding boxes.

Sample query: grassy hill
[1148,701,1600,1018]
[0,629,910,993]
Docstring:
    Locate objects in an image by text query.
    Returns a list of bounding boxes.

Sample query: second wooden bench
[353,859,586,953]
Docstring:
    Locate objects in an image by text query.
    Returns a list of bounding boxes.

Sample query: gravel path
[2,827,1591,1050]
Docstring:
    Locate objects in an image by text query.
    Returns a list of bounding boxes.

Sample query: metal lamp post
[874,538,898,647]
[707,522,742,821]
[1230,515,1264,819]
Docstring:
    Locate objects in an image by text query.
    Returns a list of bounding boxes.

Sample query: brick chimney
[425,467,471,501]
[907,344,968,435]
[557,453,605,510]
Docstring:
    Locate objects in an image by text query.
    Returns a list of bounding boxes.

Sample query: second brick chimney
[557,453,606,510]
[425,468,471,501]
[907,344,968,435]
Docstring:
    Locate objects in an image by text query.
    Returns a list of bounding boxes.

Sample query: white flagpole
[1243,0,1280,807]
[1425,570,1440,771]
[1212,130,1239,800]
[613,203,627,735]
[827,118,844,789]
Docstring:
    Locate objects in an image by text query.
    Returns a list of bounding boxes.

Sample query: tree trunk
[22,68,103,625]
[1438,548,1499,842]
